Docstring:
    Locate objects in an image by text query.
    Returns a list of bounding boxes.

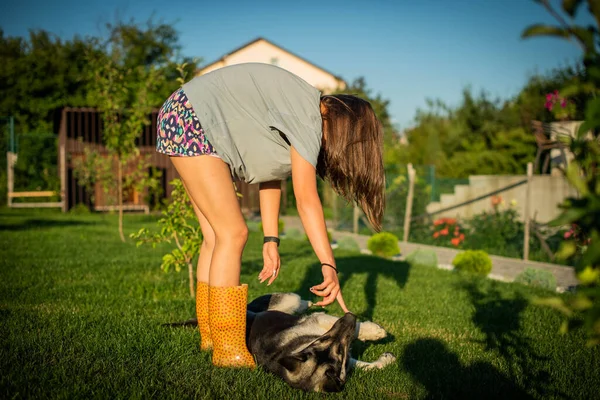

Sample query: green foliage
[12,132,59,193]
[514,268,557,291]
[337,236,361,252]
[246,220,261,232]
[405,249,438,269]
[400,89,538,178]
[130,179,201,297]
[464,208,523,256]
[367,232,400,258]
[452,250,492,276]
[68,203,91,215]
[523,0,600,345]
[283,228,303,241]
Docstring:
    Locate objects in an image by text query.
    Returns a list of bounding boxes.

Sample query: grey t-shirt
[182,63,323,183]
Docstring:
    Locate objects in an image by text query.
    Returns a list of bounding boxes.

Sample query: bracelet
[263,236,280,247]
[321,263,338,274]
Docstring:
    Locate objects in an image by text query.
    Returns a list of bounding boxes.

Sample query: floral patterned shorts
[156,88,219,158]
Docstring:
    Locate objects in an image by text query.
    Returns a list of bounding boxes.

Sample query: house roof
[198,37,345,83]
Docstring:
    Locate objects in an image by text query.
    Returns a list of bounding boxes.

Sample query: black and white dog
[173,292,396,392]
[246,293,396,392]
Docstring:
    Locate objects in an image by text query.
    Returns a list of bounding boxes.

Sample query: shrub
[246,221,260,232]
[284,228,304,241]
[406,249,438,269]
[367,232,400,258]
[258,219,285,235]
[337,236,361,252]
[69,203,91,214]
[514,268,557,291]
[452,250,492,276]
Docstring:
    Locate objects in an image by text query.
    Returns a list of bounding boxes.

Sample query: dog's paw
[357,321,387,341]
[375,352,397,369]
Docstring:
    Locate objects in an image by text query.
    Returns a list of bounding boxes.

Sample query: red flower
[433,219,444,226]
[459,234,465,241]
[440,228,449,236]
[451,238,460,246]
[433,232,440,239]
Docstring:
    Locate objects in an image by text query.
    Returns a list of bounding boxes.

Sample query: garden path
[280,216,579,292]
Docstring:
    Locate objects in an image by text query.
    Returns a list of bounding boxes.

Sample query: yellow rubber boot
[196,282,212,351]
[209,284,256,368]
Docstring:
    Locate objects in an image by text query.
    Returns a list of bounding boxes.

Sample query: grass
[1,208,599,399]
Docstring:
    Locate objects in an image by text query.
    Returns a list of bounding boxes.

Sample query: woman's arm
[291,147,348,312]
[258,180,282,285]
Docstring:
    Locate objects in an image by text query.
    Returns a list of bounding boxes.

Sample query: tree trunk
[188,262,195,298]
[118,158,125,242]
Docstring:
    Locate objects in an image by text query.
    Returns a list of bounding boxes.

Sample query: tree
[522,0,600,345]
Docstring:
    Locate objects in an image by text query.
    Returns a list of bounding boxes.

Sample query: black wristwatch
[263,236,280,247]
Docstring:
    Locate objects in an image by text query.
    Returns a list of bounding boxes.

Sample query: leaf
[566,162,589,195]
[569,293,594,310]
[559,319,570,334]
[556,241,577,260]
[533,296,574,316]
[521,24,570,39]
[577,266,600,285]
[550,207,587,226]
[562,0,584,17]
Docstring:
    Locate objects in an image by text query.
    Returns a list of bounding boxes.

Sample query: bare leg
[170,156,247,287]
[181,180,215,284]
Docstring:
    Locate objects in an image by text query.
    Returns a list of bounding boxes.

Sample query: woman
[156,63,385,368]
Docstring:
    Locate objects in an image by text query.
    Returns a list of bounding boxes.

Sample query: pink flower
[564,231,573,239]
[545,101,553,111]
[560,99,567,108]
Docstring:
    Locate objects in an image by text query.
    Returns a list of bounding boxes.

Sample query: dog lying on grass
[171,292,396,392]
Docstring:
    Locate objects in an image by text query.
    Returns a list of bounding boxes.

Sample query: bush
[452,250,492,276]
[284,228,304,241]
[406,249,438,269]
[514,268,557,291]
[69,203,91,214]
[246,220,260,232]
[367,232,400,258]
[258,219,285,235]
[337,236,361,252]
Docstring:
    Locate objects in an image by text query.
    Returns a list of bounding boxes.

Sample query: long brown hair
[317,94,385,231]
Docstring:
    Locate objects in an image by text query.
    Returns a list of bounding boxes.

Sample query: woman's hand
[258,242,280,285]
[310,264,350,313]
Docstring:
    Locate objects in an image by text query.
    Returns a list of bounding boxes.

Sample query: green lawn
[1,209,599,399]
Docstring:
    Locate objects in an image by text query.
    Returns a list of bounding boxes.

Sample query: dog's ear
[279,352,308,373]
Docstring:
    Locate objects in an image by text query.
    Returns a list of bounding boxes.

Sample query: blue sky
[0,0,587,129]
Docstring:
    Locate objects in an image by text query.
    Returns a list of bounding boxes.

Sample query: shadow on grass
[460,281,564,399]
[402,338,533,399]
[0,218,95,231]
[295,255,410,321]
